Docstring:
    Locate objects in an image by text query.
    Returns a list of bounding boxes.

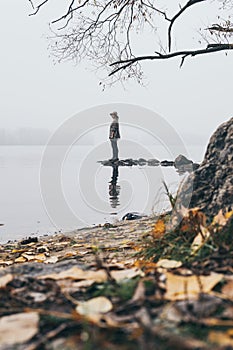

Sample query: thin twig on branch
[208,24,233,33]
[51,0,90,25]
[109,43,233,75]
[28,0,35,9]
[141,1,171,22]
[29,0,49,16]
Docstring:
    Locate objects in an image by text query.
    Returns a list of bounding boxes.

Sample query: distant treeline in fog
[0,128,50,145]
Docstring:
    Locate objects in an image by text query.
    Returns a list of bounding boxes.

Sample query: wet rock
[160,160,174,166]
[122,212,147,221]
[147,159,160,166]
[121,159,135,166]
[193,163,200,171]
[176,164,194,175]
[138,158,147,166]
[178,117,233,217]
[174,155,193,168]
[20,237,38,245]
[98,160,113,166]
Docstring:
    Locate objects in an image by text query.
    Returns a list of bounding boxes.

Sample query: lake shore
[0,214,158,267]
[1,210,233,349]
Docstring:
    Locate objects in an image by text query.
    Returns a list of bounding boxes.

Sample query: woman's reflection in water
[109,165,120,211]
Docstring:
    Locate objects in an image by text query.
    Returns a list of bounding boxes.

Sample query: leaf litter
[0,211,232,349]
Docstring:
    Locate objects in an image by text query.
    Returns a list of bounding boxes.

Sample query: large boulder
[178,117,233,217]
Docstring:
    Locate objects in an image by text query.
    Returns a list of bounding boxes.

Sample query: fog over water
[0,1,232,241]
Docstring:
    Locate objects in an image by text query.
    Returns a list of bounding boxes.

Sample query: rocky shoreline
[98,154,200,174]
[0,215,157,269]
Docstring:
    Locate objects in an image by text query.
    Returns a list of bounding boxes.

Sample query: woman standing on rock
[109,111,120,162]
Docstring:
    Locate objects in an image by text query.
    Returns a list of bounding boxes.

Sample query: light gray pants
[110,139,119,159]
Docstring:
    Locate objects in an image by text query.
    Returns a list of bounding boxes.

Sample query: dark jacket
[109,122,120,139]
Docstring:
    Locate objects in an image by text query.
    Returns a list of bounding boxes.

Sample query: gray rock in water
[147,159,160,166]
[161,160,174,166]
[174,154,193,168]
[122,212,147,221]
[138,158,147,166]
[178,117,233,217]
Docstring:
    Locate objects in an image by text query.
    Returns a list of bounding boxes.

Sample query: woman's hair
[110,111,119,120]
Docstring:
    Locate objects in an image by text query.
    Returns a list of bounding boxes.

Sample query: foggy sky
[0,0,232,146]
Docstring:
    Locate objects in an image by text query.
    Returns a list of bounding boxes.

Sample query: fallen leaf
[222,280,233,299]
[21,253,36,261]
[203,318,233,326]
[0,260,13,266]
[57,279,95,294]
[34,253,47,262]
[225,210,233,220]
[76,296,112,321]
[208,330,233,346]
[63,251,77,258]
[164,272,223,301]
[156,259,182,269]
[54,242,69,247]
[191,225,210,255]
[15,256,27,263]
[44,256,58,264]
[0,274,13,288]
[0,312,39,346]
[131,280,146,302]
[152,219,166,239]
[39,266,107,283]
[134,260,157,271]
[12,249,26,253]
[213,210,227,226]
[111,268,144,282]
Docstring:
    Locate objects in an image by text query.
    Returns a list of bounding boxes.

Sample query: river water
[0,145,205,242]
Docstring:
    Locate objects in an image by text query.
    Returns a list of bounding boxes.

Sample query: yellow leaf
[64,251,77,258]
[21,253,46,262]
[34,253,47,262]
[12,249,26,253]
[208,330,233,346]
[164,272,223,301]
[152,219,166,239]
[204,319,233,326]
[15,256,27,263]
[22,253,36,261]
[225,210,233,220]
[0,312,39,346]
[0,274,13,288]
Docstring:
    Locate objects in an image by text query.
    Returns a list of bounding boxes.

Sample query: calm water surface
[0,145,205,242]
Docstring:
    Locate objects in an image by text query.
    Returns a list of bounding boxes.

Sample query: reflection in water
[108,165,120,211]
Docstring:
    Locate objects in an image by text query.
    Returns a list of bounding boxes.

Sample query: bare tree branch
[28,0,35,10]
[52,0,90,26]
[168,0,207,52]
[109,43,233,76]
[141,1,171,22]
[28,0,233,84]
[29,0,49,16]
